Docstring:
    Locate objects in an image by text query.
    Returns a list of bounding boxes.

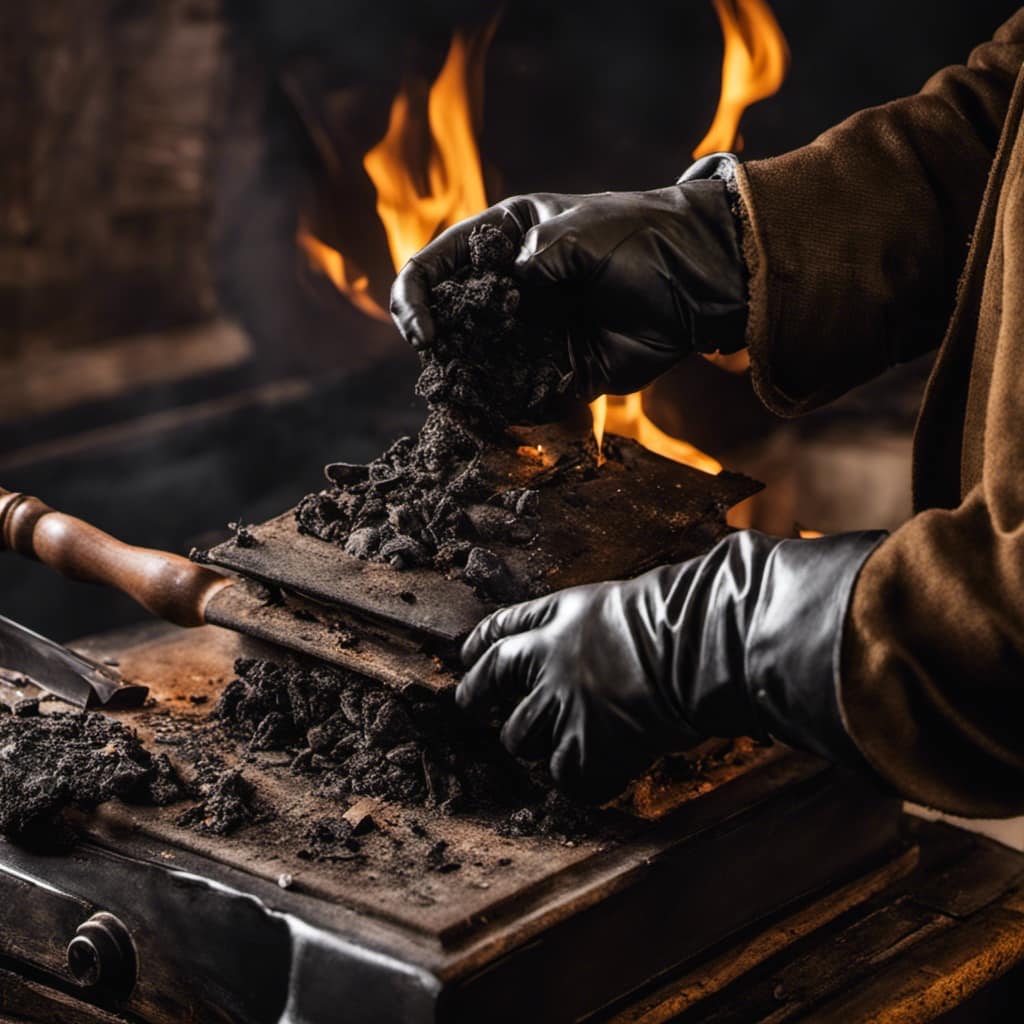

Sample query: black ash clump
[176,767,262,837]
[415,224,572,422]
[217,657,604,839]
[299,815,363,863]
[0,712,184,850]
[294,224,573,601]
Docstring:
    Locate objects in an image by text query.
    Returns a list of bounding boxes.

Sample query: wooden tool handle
[0,487,233,627]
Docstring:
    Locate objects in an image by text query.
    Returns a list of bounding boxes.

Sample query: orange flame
[693,0,789,158]
[298,230,389,321]
[589,0,788,468]
[301,23,495,314]
[364,23,496,272]
[305,7,782,483]
[590,394,722,475]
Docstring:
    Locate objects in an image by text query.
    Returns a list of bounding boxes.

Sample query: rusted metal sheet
[206,436,760,643]
[204,580,460,692]
[208,517,494,644]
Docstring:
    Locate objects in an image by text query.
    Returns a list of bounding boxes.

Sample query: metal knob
[66,912,136,993]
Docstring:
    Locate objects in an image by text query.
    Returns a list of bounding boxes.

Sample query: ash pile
[217,656,601,840]
[295,225,576,603]
[0,709,183,849]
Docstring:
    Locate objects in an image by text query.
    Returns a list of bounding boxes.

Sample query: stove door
[0,839,292,1023]
[0,837,442,1024]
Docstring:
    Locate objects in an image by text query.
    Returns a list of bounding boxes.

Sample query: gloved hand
[459,530,886,804]
[390,154,749,401]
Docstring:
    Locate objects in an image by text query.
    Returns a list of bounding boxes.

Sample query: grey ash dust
[0,709,183,850]
[294,224,574,602]
[0,653,618,860]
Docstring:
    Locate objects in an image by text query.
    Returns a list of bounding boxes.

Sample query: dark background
[2,0,1018,640]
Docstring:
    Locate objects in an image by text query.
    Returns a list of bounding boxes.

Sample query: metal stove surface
[0,624,903,1023]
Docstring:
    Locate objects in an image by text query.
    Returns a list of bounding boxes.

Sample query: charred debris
[0,709,183,850]
[295,224,580,603]
[216,656,604,842]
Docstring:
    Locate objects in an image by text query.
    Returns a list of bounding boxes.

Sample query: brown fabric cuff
[839,512,1024,820]
[731,163,805,419]
[733,155,903,419]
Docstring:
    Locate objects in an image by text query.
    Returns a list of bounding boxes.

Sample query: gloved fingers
[462,593,560,666]
[565,323,611,401]
[589,325,684,395]
[549,726,647,806]
[456,633,542,716]
[548,727,590,800]
[514,208,591,286]
[389,257,434,350]
[568,329,682,403]
[499,684,560,762]
[389,203,530,350]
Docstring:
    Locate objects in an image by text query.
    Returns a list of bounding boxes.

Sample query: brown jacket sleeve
[736,11,1024,417]
[843,483,1024,818]
[737,13,1024,817]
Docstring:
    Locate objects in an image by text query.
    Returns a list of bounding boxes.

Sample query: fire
[591,389,608,459]
[590,395,722,475]
[693,0,789,158]
[364,23,496,272]
[304,5,787,483]
[300,22,495,315]
[590,0,789,470]
[298,230,389,322]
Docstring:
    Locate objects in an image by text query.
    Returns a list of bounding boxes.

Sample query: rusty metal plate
[204,580,460,692]
[206,434,760,643]
[207,520,495,643]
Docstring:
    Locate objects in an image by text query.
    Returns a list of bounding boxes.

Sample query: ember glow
[593,395,722,475]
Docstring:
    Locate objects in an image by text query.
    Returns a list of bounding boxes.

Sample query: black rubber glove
[459,530,886,804]
[390,154,748,401]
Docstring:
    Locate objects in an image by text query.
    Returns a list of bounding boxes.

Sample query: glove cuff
[664,529,887,775]
[745,531,887,768]
[677,151,740,188]
[674,153,748,355]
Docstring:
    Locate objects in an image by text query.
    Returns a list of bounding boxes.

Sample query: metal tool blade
[203,579,461,693]
[0,670,45,714]
[0,614,149,709]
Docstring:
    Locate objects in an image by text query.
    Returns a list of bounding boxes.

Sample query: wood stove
[3,3,1022,1020]
[0,619,904,1023]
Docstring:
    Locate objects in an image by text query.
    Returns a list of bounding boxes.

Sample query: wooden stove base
[2,820,1023,1023]
[2,623,1016,1022]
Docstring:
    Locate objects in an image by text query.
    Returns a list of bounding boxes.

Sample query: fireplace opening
[0,0,1014,639]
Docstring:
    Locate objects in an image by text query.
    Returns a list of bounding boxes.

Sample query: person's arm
[389,162,749,404]
[842,486,1024,818]
[737,10,1024,416]
[459,530,887,806]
